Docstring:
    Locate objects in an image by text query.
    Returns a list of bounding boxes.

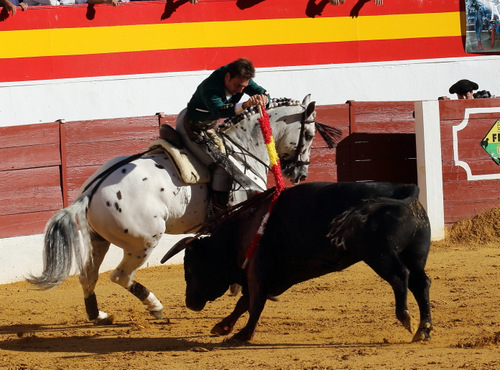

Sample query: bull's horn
[161,236,192,264]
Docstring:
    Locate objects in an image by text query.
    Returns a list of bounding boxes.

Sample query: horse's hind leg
[110,247,164,319]
[80,233,113,324]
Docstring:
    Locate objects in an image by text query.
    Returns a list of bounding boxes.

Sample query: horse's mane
[219,97,301,130]
[219,96,342,149]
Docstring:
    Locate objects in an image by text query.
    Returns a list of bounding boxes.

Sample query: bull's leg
[401,247,433,341]
[110,246,164,319]
[231,293,267,342]
[407,268,433,341]
[211,294,249,336]
[80,234,113,324]
[230,260,269,342]
[364,253,413,335]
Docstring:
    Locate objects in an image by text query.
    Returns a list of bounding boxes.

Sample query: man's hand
[330,0,383,5]
[243,94,268,109]
[1,0,17,16]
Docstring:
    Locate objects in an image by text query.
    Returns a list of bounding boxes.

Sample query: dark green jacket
[186,64,269,123]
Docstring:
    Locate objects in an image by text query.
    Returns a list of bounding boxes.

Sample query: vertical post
[347,100,356,135]
[57,119,69,207]
[414,101,445,240]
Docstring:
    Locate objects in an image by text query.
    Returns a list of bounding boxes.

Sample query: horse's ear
[302,94,312,107]
[306,101,316,119]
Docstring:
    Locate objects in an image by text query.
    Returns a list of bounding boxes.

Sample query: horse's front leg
[80,234,114,325]
[110,246,164,319]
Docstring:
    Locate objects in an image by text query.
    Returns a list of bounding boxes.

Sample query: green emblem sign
[480,120,500,165]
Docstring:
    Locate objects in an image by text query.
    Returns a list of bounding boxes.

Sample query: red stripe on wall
[0,36,469,83]
[0,0,460,31]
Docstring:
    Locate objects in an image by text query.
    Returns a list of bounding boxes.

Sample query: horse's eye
[305,134,314,141]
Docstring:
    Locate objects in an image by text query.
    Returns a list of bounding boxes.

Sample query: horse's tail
[27,194,92,290]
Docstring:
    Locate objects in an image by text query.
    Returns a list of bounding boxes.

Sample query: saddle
[148,125,210,184]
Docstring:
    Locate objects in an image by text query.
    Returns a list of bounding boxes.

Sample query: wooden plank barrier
[5,99,498,239]
[438,98,500,223]
[61,116,160,204]
[0,122,63,238]
[336,101,417,184]
[0,103,420,238]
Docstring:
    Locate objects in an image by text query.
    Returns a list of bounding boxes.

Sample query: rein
[219,133,270,187]
[82,146,161,206]
[220,100,315,182]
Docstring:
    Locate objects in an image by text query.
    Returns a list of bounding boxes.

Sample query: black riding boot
[209,190,230,216]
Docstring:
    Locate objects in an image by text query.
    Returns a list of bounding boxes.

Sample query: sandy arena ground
[0,209,498,369]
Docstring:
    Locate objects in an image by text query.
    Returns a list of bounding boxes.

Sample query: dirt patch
[1,210,499,369]
[436,207,499,247]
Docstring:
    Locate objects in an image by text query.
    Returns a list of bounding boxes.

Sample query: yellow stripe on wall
[0,12,461,59]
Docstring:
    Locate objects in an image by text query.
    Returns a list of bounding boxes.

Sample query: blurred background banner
[466,0,500,52]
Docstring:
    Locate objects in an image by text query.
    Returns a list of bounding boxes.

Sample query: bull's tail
[327,185,423,248]
[27,194,92,290]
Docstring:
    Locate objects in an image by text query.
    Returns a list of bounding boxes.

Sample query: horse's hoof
[150,310,164,319]
[94,314,115,325]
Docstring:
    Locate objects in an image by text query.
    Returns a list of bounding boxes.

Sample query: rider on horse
[175,58,270,214]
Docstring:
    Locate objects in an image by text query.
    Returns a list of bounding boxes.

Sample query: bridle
[280,110,315,173]
[220,105,314,182]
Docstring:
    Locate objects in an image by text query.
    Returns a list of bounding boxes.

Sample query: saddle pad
[148,139,210,184]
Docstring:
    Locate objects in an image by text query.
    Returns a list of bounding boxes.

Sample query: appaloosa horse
[28,95,338,324]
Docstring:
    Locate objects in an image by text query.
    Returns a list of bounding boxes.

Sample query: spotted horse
[27,95,341,324]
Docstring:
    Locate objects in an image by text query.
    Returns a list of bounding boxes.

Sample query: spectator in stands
[448,79,479,100]
[23,0,74,4]
[330,0,383,5]
[87,0,128,5]
[1,0,27,14]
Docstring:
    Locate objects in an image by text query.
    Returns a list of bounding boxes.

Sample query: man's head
[224,58,256,95]
[449,79,479,99]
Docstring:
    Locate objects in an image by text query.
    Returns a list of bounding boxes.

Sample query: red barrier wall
[2,99,498,238]
[438,98,500,223]
[0,102,418,238]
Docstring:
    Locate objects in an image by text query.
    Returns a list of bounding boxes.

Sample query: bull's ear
[161,236,191,263]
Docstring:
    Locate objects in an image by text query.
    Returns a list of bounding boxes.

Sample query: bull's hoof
[230,330,252,342]
[400,309,413,334]
[150,310,164,319]
[228,284,241,296]
[412,323,433,342]
[94,314,115,325]
[211,323,232,336]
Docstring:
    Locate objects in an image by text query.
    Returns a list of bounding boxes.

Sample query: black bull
[162,181,433,342]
